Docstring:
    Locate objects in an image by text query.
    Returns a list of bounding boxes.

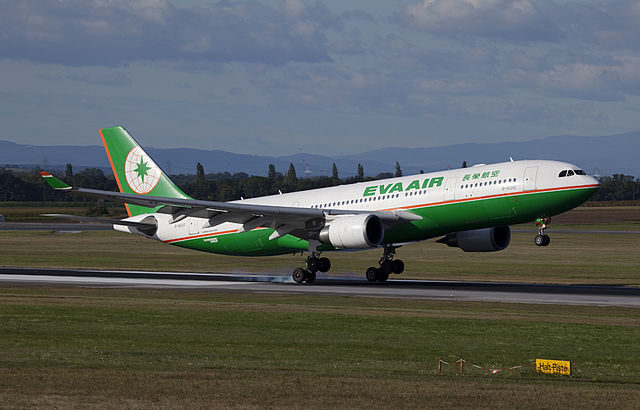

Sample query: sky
[1,0,640,156]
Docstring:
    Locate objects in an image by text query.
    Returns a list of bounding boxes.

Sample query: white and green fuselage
[42,126,599,280]
[128,160,597,256]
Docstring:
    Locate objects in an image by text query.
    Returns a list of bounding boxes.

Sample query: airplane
[41,126,600,284]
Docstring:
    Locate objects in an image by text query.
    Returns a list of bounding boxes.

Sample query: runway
[1,267,639,308]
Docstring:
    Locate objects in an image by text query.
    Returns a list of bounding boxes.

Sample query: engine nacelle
[318,214,384,249]
[439,226,511,252]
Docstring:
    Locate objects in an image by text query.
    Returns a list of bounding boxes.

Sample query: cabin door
[445,177,457,201]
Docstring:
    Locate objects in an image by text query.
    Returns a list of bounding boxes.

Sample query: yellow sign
[536,359,571,375]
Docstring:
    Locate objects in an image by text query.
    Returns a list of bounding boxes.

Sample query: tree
[267,164,276,181]
[592,174,639,201]
[394,161,403,177]
[65,163,73,179]
[357,164,364,182]
[284,163,297,191]
[331,163,339,183]
[196,162,205,181]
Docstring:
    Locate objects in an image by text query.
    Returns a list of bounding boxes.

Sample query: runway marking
[0,274,252,287]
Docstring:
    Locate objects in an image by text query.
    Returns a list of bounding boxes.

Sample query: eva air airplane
[41,126,600,283]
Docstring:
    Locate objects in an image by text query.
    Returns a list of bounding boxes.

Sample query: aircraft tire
[542,234,551,246]
[292,268,306,284]
[306,257,319,273]
[305,271,316,284]
[378,271,389,282]
[392,259,404,274]
[366,267,379,282]
[380,260,394,276]
[534,235,545,246]
[318,257,331,273]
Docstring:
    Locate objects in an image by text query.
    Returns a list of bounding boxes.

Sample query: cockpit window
[558,170,567,177]
[567,170,575,176]
[574,169,586,175]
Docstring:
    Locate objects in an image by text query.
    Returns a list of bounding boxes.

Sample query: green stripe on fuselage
[168,186,599,256]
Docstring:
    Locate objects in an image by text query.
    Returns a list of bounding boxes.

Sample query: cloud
[66,71,132,87]
[555,1,640,51]
[0,0,335,66]
[394,0,562,42]
[535,56,640,101]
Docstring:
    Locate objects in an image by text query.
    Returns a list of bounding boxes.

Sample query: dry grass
[1,287,639,409]
[1,228,638,284]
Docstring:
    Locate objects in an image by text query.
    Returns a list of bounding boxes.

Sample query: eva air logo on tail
[124,147,161,194]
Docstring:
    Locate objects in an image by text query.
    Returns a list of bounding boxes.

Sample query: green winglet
[40,172,72,190]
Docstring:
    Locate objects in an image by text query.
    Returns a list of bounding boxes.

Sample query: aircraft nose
[588,175,600,187]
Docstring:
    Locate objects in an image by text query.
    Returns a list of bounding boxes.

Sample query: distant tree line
[2,163,639,203]
[591,174,640,201]
[1,162,384,203]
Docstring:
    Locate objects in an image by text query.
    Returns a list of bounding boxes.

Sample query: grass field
[1,287,639,409]
[1,228,639,284]
[1,205,639,408]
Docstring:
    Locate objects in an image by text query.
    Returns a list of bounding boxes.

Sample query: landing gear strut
[292,252,331,284]
[366,245,404,282]
[535,217,551,247]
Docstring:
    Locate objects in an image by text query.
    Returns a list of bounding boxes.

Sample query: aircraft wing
[41,172,422,240]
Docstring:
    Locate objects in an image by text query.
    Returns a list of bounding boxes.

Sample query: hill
[1,132,638,177]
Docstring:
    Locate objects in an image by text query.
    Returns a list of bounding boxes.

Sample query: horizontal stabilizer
[41,214,156,229]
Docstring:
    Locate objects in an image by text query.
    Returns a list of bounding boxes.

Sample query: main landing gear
[535,217,551,247]
[366,245,404,282]
[292,252,331,284]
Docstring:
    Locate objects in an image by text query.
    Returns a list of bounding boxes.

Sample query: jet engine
[438,226,511,252]
[318,214,384,249]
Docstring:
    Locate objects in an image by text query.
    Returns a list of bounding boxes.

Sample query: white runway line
[0,274,251,287]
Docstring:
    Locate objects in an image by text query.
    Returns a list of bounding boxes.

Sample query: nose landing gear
[535,217,551,247]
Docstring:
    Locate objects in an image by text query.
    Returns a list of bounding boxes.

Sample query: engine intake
[438,226,510,252]
[318,214,384,249]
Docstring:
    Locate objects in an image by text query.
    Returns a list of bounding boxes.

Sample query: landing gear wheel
[378,271,389,282]
[535,217,551,247]
[380,260,394,276]
[292,268,306,284]
[305,271,316,284]
[306,257,319,273]
[391,259,405,274]
[366,267,379,282]
[318,257,331,273]
[535,234,550,247]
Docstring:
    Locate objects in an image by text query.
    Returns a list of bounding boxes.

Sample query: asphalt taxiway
[1,267,639,308]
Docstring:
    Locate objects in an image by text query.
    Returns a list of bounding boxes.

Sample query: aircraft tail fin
[99,126,192,216]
